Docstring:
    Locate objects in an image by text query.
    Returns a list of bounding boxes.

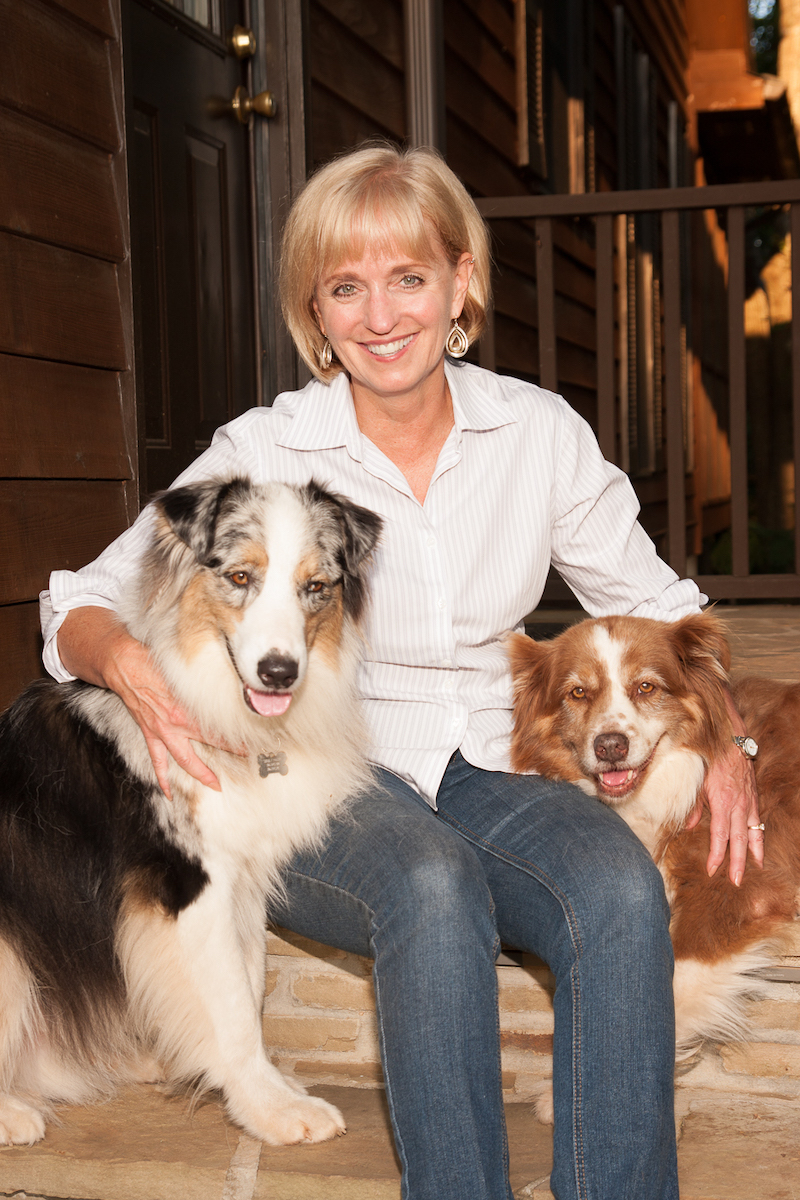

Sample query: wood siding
[0,0,136,708]
[307,0,406,169]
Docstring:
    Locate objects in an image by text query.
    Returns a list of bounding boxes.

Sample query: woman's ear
[311,296,325,335]
[451,251,474,318]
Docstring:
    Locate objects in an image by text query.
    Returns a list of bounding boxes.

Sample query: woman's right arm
[58,607,222,797]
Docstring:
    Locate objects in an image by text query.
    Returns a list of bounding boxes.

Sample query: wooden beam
[476,179,800,220]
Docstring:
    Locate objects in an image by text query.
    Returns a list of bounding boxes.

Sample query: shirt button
[427,536,436,548]
[438,598,446,609]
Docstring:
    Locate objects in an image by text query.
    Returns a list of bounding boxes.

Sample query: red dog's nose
[593,731,629,762]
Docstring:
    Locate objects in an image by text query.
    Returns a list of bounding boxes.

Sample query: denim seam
[372,968,413,1200]
[283,870,421,1197]
[434,809,589,1200]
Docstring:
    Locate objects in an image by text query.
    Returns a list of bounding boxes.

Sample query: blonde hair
[279,143,492,382]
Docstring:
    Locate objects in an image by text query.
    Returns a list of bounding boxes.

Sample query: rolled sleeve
[549,402,706,621]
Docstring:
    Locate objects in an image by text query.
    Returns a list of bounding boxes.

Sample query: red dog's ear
[506,632,550,699]
[506,633,558,773]
[667,613,732,762]
[670,612,731,678]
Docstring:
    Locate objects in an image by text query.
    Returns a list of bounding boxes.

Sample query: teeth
[366,335,413,357]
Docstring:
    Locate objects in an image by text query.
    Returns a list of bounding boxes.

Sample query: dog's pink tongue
[247,689,292,717]
[602,769,630,788]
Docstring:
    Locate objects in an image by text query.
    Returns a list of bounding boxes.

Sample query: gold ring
[748,823,765,831]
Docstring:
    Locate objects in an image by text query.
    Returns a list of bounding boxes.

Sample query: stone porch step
[1,1084,798,1200]
[264,922,800,1109]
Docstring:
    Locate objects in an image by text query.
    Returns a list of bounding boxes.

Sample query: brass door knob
[230,86,277,123]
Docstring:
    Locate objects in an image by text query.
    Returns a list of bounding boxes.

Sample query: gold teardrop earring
[446,318,469,358]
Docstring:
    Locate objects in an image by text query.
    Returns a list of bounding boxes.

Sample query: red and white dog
[508,612,800,1056]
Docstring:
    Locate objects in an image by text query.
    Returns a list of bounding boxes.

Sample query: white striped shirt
[41,360,705,806]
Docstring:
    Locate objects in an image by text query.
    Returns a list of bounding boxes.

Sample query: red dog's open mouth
[594,747,657,799]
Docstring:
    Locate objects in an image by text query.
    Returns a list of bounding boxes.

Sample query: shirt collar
[275,360,519,453]
[445,360,519,434]
[275,372,362,453]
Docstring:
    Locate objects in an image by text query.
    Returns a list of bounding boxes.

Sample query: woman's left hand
[684,690,762,885]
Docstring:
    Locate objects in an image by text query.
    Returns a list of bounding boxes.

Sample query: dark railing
[475,180,800,601]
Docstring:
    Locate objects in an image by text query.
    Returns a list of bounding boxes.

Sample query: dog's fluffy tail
[673,944,778,1051]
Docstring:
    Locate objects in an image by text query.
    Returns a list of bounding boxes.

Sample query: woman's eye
[400,274,424,287]
[333,283,357,297]
[638,681,655,694]
[228,571,249,588]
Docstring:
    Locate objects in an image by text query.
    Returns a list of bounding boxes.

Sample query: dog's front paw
[256,1094,347,1145]
[0,1096,47,1145]
[533,1079,554,1126]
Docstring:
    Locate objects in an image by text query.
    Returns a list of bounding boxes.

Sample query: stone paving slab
[0,1086,242,1200]
[5,1080,800,1200]
[676,1091,800,1199]
[0,1085,553,1200]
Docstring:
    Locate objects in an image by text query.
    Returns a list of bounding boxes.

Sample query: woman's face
[312,233,473,412]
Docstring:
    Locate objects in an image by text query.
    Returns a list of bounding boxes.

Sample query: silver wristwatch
[732,735,758,759]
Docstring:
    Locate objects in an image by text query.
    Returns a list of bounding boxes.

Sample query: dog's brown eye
[570,686,586,700]
[638,681,655,694]
[228,571,249,588]
[306,580,325,594]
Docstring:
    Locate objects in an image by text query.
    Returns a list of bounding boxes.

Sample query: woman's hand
[684,689,762,885]
[58,607,222,798]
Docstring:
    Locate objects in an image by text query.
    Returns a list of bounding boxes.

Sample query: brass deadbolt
[230,25,256,58]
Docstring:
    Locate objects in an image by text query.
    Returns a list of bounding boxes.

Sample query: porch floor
[1,604,799,1200]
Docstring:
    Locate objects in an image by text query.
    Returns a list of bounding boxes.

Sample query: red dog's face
[508,613,731,809]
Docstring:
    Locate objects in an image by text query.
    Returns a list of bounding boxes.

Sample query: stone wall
[264,923,800,1105]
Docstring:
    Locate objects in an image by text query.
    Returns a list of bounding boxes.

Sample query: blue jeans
[272,752,678,1200]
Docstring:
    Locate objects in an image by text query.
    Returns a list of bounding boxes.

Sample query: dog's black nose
[257,653,299,691]
[594,731,629,762]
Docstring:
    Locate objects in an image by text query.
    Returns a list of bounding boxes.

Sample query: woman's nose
[362,287,397,333]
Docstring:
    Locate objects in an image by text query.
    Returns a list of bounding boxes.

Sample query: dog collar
[732,735,758,759]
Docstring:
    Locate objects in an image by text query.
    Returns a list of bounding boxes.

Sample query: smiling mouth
[594,748,656,799]
[364,334,415,357]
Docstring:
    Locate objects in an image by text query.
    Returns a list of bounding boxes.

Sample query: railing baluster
[662,208,686,576]
[792,204,800,575]
[727,205,749,577]
[535,217,557,392]
[595,213,615,462]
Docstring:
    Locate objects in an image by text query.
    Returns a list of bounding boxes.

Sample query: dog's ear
[156,478,252,564]
[668,613,732,759]
[302,482,383,621]
[670,612,731,679]
[506,633,558,773]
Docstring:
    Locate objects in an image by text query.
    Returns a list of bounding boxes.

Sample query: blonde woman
[43,143,758,1200]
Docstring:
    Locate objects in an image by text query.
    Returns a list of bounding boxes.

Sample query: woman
[42,144,760,1200]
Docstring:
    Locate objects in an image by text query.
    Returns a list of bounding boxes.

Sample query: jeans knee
[588,846,672,959]
[373,837,496,954]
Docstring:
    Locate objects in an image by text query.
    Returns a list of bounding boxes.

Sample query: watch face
[743,737,758,757]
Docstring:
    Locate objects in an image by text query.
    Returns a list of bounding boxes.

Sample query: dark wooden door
[124,0,258,495]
